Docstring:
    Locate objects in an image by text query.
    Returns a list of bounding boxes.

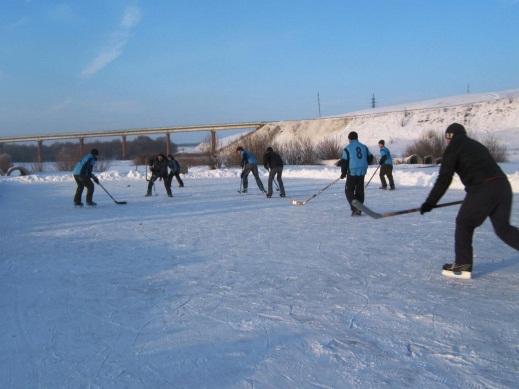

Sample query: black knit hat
[348,131,358,140]
[445,123,467,137]
[91,149,99,156]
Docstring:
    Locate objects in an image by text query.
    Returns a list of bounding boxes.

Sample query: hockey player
[73,148,100,206]
[146,153,172,197]
[420,123,519,279]
[167,154,184,188]
[339,132,374,216]
[263,147,286,198]
[236,146,266,194]
[378,140,395,190]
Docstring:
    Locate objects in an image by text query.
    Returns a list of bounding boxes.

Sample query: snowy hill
[214,89,519,161]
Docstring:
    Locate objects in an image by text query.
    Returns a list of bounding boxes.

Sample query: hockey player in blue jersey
[236,146,266,194]
[167,154,184,188]
[378,140,395,190]
[73,148,100,206]
[339,132,374,216]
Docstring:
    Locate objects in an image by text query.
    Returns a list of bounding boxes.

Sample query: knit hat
[445,123,466,138]
[348,131,358,140]
[91,149,99,156]
[266,147,273,152]
[378,140,385,145]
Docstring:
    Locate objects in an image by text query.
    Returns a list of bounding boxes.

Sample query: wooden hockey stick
[352,199,463,219]
[289,177,341,205]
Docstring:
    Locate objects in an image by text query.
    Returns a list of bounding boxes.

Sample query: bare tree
[403,130,445,159]
[482,135,508,162]
[314,136,342,161]
[280,134,316,165]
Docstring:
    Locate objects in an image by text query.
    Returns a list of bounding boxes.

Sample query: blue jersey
[168,158,180,173]
[73,153,96,176]
[379,146,393,165]
[341,140,373,176]
[240,150,258,164]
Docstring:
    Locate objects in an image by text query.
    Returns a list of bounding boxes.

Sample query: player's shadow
[476,255,519,277]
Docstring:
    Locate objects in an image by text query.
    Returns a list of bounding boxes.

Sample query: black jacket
[263,150,283,170]
[149,155,168,178]
[426,134,506,205]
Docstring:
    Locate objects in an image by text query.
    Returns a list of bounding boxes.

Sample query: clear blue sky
[1,0,518,143]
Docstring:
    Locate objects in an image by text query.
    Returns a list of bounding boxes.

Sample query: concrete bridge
[0,121,266,162]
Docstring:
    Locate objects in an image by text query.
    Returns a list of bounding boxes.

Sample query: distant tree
[403,130,445,159]
[314,136,342,161]
[482,135,508,162]
[2,136,178,162]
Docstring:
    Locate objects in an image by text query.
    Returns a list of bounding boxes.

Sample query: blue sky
[1,0,518,143]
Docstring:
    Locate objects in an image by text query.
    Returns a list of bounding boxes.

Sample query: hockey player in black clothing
[167,154,184,187]
[421,123,519,279]
[146,153,172,197]
[263,147,286,198]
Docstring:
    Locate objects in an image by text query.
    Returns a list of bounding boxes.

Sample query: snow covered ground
[1,161,519,388]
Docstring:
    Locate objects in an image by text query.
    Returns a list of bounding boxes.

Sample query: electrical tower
[371,93,376,108]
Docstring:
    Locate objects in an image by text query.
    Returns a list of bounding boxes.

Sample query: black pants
[345,175,365,212]
[379,164,395,188]
[242,163,265,192]
[147,176,172,196]
[455,178,519,266]
[168,172,184,187]
[74,175,94,204]
[267,167,285,196]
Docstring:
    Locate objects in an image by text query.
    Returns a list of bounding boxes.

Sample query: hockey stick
[267,169,280,191]
[289,177,341,205]
[352,199,462,219]
[98,182,127,205]
[238,167,244,193]
[365,165,380,189]
[146,157,160,196]
[274,177,280,191]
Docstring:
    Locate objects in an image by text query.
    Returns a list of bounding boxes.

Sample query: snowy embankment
[1,162,518,388]
[229,89,519,162]
[9,161,519,193]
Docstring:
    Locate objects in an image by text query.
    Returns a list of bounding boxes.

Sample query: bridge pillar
[79,138,84,157]
[122,135,127,160]
[166,133,171,156]
[37,140,43,163]
[211,130,216,156]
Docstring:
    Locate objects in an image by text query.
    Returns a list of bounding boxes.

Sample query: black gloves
[92,176,99,184]
[420,202,433,215]
[340,173,346,179]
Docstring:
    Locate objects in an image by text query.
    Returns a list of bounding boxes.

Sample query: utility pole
[371,93,376,108]
[317,92,321,117]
